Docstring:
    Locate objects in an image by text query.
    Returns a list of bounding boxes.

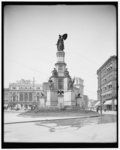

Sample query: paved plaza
[4,111,117,143]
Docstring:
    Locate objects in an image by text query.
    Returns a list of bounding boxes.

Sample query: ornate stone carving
[64,68,69,77]
[52,68,58,77]
[68,78,75,90]
[48,79,54,90]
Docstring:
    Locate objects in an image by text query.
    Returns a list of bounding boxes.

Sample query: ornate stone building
[97,55,117,111]
[4,79,44,108]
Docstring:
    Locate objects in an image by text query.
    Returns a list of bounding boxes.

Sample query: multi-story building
[97,55,117,111]
[4,79,44,108]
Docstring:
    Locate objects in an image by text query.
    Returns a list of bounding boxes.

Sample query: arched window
[29,93,32,101]
[13,94,16,102]
[20,93,23,101]
[24,93,28,101]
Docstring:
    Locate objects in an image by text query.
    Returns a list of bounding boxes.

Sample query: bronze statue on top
[56,34,68,51]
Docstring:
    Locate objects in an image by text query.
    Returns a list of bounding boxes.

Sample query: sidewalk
[98,111,117,115]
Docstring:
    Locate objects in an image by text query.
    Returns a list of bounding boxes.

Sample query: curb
[4,115,100,125]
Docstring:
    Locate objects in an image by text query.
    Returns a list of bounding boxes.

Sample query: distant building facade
[74,77,84,107]
[4,79,44,107]
[88,99,97,110]
[4,77,84,109]
[74,77,84,96]
[83,95,89,110]
[4,88,9,105]
[97,55,117,111]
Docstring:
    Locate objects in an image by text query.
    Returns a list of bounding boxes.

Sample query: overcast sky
[4,5,116,100]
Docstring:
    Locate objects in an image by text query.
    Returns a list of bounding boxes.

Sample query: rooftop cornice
[97,55,117,74]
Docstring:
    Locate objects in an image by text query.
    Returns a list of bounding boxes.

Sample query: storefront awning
[104,100,112,105]
[104,99,117,105]
[95,101,100,106]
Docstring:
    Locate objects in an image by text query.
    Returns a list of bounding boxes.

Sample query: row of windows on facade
[102,93,112,99]
[98,73,116,86]
[12,93,41,102]
[10,86,41,90]
[101,63,113,78]
[101,84,112,92]
[11,92,41,95]
[100,72,115,85]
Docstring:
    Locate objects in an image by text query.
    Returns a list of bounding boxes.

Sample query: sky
[4,5,116,100]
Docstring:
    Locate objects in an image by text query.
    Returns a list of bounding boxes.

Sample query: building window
[20,93,23,101]
[37,96,39,102]
[107,65,112,71]
[104,87,107,90]
[102,95,105,99]
[13,95,16,101]
[104,79,107,82]
[29,93,32,101]
[24,93,28,101]
[108,85,112,89]
[12,87,16,90]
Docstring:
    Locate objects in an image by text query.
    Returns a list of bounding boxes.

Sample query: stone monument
[46,34,76,108]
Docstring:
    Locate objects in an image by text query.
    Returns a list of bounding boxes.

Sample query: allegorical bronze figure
[56,33,68,51]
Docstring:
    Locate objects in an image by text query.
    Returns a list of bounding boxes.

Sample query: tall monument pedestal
[64,90,76,106]
[46,90,58,106]
[39,98,46,108]
[45,34,80,109]
[58,96,64,108]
